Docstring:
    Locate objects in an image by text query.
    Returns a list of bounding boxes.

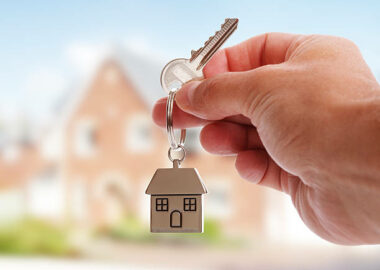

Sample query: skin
[152,33,380,245]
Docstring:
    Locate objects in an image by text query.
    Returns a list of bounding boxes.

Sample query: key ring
[166,90,186,165]
[166,90,186,149]
[168,145,186,165]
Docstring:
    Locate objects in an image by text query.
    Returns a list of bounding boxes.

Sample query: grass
[0,218,76,256]
[102,215,243,247]
[100,215,153,243]
[0,216,243,256]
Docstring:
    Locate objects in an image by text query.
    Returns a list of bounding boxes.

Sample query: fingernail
[176,81,201,109]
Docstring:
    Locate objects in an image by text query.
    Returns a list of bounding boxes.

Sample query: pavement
[0,257,171,270]
[1,254,380,270]
[1,240,380,270]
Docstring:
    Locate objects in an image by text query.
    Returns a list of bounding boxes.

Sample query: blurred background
[0,1,379,269]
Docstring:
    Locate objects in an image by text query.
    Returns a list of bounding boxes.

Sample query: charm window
[156,198,168,211]
[184,198,196,211]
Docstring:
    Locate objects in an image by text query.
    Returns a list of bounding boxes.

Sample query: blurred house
[0,53,267,238]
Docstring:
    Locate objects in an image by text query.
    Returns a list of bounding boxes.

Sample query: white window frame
[74,118,97,158]
[125,114,153,153]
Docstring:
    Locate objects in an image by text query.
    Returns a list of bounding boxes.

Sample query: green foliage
[0,218,75,256]
[157,218,225,245]
[103,215,153,242]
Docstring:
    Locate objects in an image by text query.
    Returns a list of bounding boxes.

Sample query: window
[156,198,168,211]
[74,119,97,157]
[184,198,196,211]
[126,114,153,153]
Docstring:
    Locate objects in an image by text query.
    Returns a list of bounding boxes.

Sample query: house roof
[145,168,207,195]
[40,45,164,158]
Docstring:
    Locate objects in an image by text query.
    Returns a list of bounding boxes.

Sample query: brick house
[0,55,267,237]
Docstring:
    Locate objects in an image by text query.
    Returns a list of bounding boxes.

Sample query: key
[160,18,238,93]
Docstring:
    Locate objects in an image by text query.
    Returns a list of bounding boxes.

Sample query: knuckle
[205,74,224,92]
[327,35,360,54]
[244,66,296,126]
[334,36,357,48]
[301,35,360,60]
[195,76,223,105]
[243,67,275,115]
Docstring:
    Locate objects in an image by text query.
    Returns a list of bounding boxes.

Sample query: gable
[145,168,207,195]
[76,60,148,116]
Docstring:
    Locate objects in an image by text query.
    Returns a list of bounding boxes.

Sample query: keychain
[146,91,207,233]
[146,18,239,233]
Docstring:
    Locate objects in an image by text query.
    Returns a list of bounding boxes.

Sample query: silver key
[161,18,238,93]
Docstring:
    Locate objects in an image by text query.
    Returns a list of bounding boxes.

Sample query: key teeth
[190,48,202,60]
[191,27,223,60]
[201,18,234,49]
[190,18,238,62]
[205,30,219,46]
[222,18,238,28]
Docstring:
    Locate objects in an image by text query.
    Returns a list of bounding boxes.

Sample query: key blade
[190,18,238,70]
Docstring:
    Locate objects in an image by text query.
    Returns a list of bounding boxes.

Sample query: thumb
[175,68,274,122]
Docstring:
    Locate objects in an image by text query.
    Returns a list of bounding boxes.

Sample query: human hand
[152,33,380,245]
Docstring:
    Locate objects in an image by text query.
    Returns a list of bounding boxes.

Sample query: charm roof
[145,168,207,195]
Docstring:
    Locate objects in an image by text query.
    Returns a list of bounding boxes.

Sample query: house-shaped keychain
[146,167,207,233]
[148,17,238,233]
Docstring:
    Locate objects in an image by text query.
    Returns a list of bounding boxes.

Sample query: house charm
[145,167,207,233]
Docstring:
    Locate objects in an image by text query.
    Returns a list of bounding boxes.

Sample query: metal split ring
[166,90,186,149]
[168,145,186,164]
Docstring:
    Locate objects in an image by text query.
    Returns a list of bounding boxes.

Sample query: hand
[152,33,380,245]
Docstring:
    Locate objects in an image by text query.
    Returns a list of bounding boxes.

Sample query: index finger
[204,32,302,78]
[152,97,252,128]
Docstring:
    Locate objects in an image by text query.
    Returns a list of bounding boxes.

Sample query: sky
[0,0,379,126]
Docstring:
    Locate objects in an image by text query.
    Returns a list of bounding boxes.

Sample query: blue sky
[0,0,379,123]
